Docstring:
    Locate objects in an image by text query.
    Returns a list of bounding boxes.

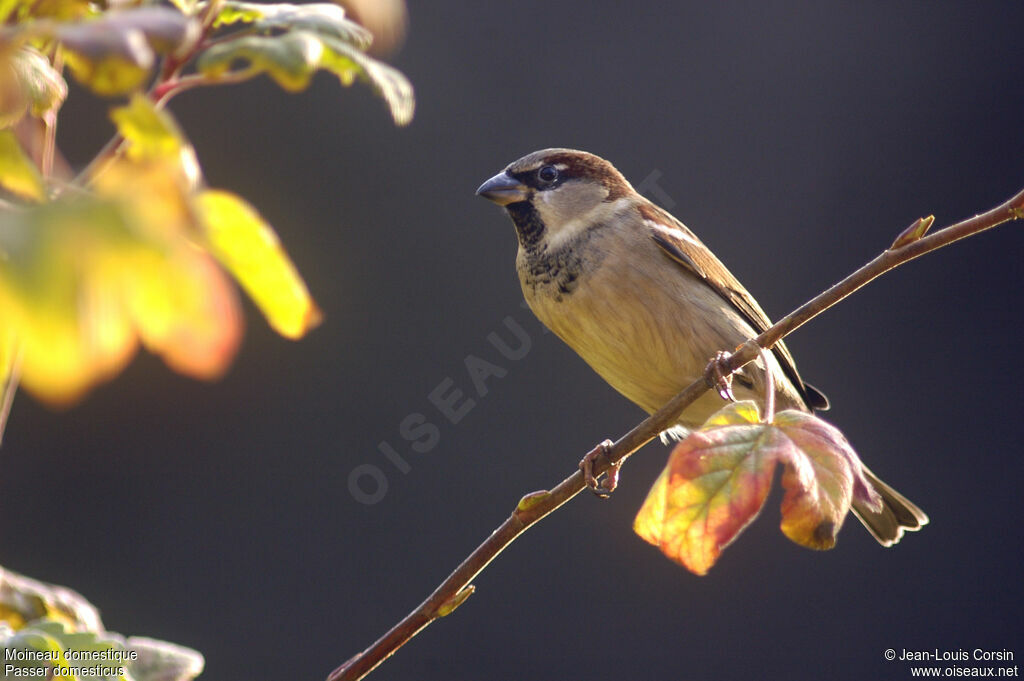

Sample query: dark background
[3,3,1023,680]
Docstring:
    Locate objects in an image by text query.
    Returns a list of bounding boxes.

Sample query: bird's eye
[537,165,559,184]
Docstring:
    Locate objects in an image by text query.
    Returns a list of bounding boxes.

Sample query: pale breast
[519,229,805,427]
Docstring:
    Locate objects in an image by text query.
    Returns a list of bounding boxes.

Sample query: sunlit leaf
[124,244,243,380]
[111,94,184,159]
[0,44,68,127]
[634,401,879,574]
[0,129,44,200]
[197,189,321,339]
[0,192,242,404]
[206,0,262,26]
[197,29,414,125]
[0,0,17,22]
[211,1,372,49]
[634,402,778,575]
[107,94,202,189]
[2,0,94,22]
[87,158,243,381]
[0,200,146,403]
[771,410,882,548]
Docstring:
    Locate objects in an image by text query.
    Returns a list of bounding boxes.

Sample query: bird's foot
[579,439,620,498]
[704,350,736,402]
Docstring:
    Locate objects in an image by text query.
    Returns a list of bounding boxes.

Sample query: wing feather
[639,202,828,411]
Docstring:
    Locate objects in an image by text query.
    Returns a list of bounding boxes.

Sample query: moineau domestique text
[5,647,139,661]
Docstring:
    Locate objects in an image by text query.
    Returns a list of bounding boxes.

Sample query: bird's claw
[580,439,620,498]
[704,350,736,402]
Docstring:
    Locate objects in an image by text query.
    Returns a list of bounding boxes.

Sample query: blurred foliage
[1,566,204,681]
[0,0,413,410]
[1,0,411,668]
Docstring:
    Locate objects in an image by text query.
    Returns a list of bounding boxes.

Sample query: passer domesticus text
[477,148,927,546]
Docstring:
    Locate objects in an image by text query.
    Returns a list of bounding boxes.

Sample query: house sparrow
[477,148,928,546]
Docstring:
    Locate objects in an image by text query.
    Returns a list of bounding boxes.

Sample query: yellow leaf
[106,96,202,190]
[123,246,242,379]
[0,196,242,405]
[633,411,779,576]
[62,51,152,97]
[58,21,154,95]
[196,190,321,339]
[90,157,194,239]
[0,130,44,200]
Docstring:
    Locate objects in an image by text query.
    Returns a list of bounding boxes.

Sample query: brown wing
[639,202,829,411]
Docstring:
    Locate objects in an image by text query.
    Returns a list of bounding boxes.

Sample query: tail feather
[852,467,929,547]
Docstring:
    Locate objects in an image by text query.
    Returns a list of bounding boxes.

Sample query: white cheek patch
[532,181,613,251]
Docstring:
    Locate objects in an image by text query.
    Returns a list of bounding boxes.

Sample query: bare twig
[327,186,1024,681]
[0,346,21,446]
[40,47,62,180]
[152,70,256,107]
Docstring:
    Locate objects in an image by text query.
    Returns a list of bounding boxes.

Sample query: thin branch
[67,3,230,190]
[40,47,62,180]
[0,346,21,447]
[152,70,256,108]
[327,185,1024,681]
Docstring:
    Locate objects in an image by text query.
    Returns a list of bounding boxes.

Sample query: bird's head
[476,148,634,249]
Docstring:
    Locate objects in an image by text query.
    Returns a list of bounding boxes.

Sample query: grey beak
[476,171,528,206]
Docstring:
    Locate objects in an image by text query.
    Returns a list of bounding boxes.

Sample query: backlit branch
[328,185,1024,681]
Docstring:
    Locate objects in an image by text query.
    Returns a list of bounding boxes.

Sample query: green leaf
[212,1,373,50]
[197,29,414,125]
[319,33,413,125]
[1,565,102,631]
[207,0,263,26]
[2,567,204,681]
[634,402,880,574]
[0,129,45,200]
[0,44,68,127]
[197,30,322,91]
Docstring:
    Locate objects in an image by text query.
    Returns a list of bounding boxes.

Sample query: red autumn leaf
[634,401,881,575]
